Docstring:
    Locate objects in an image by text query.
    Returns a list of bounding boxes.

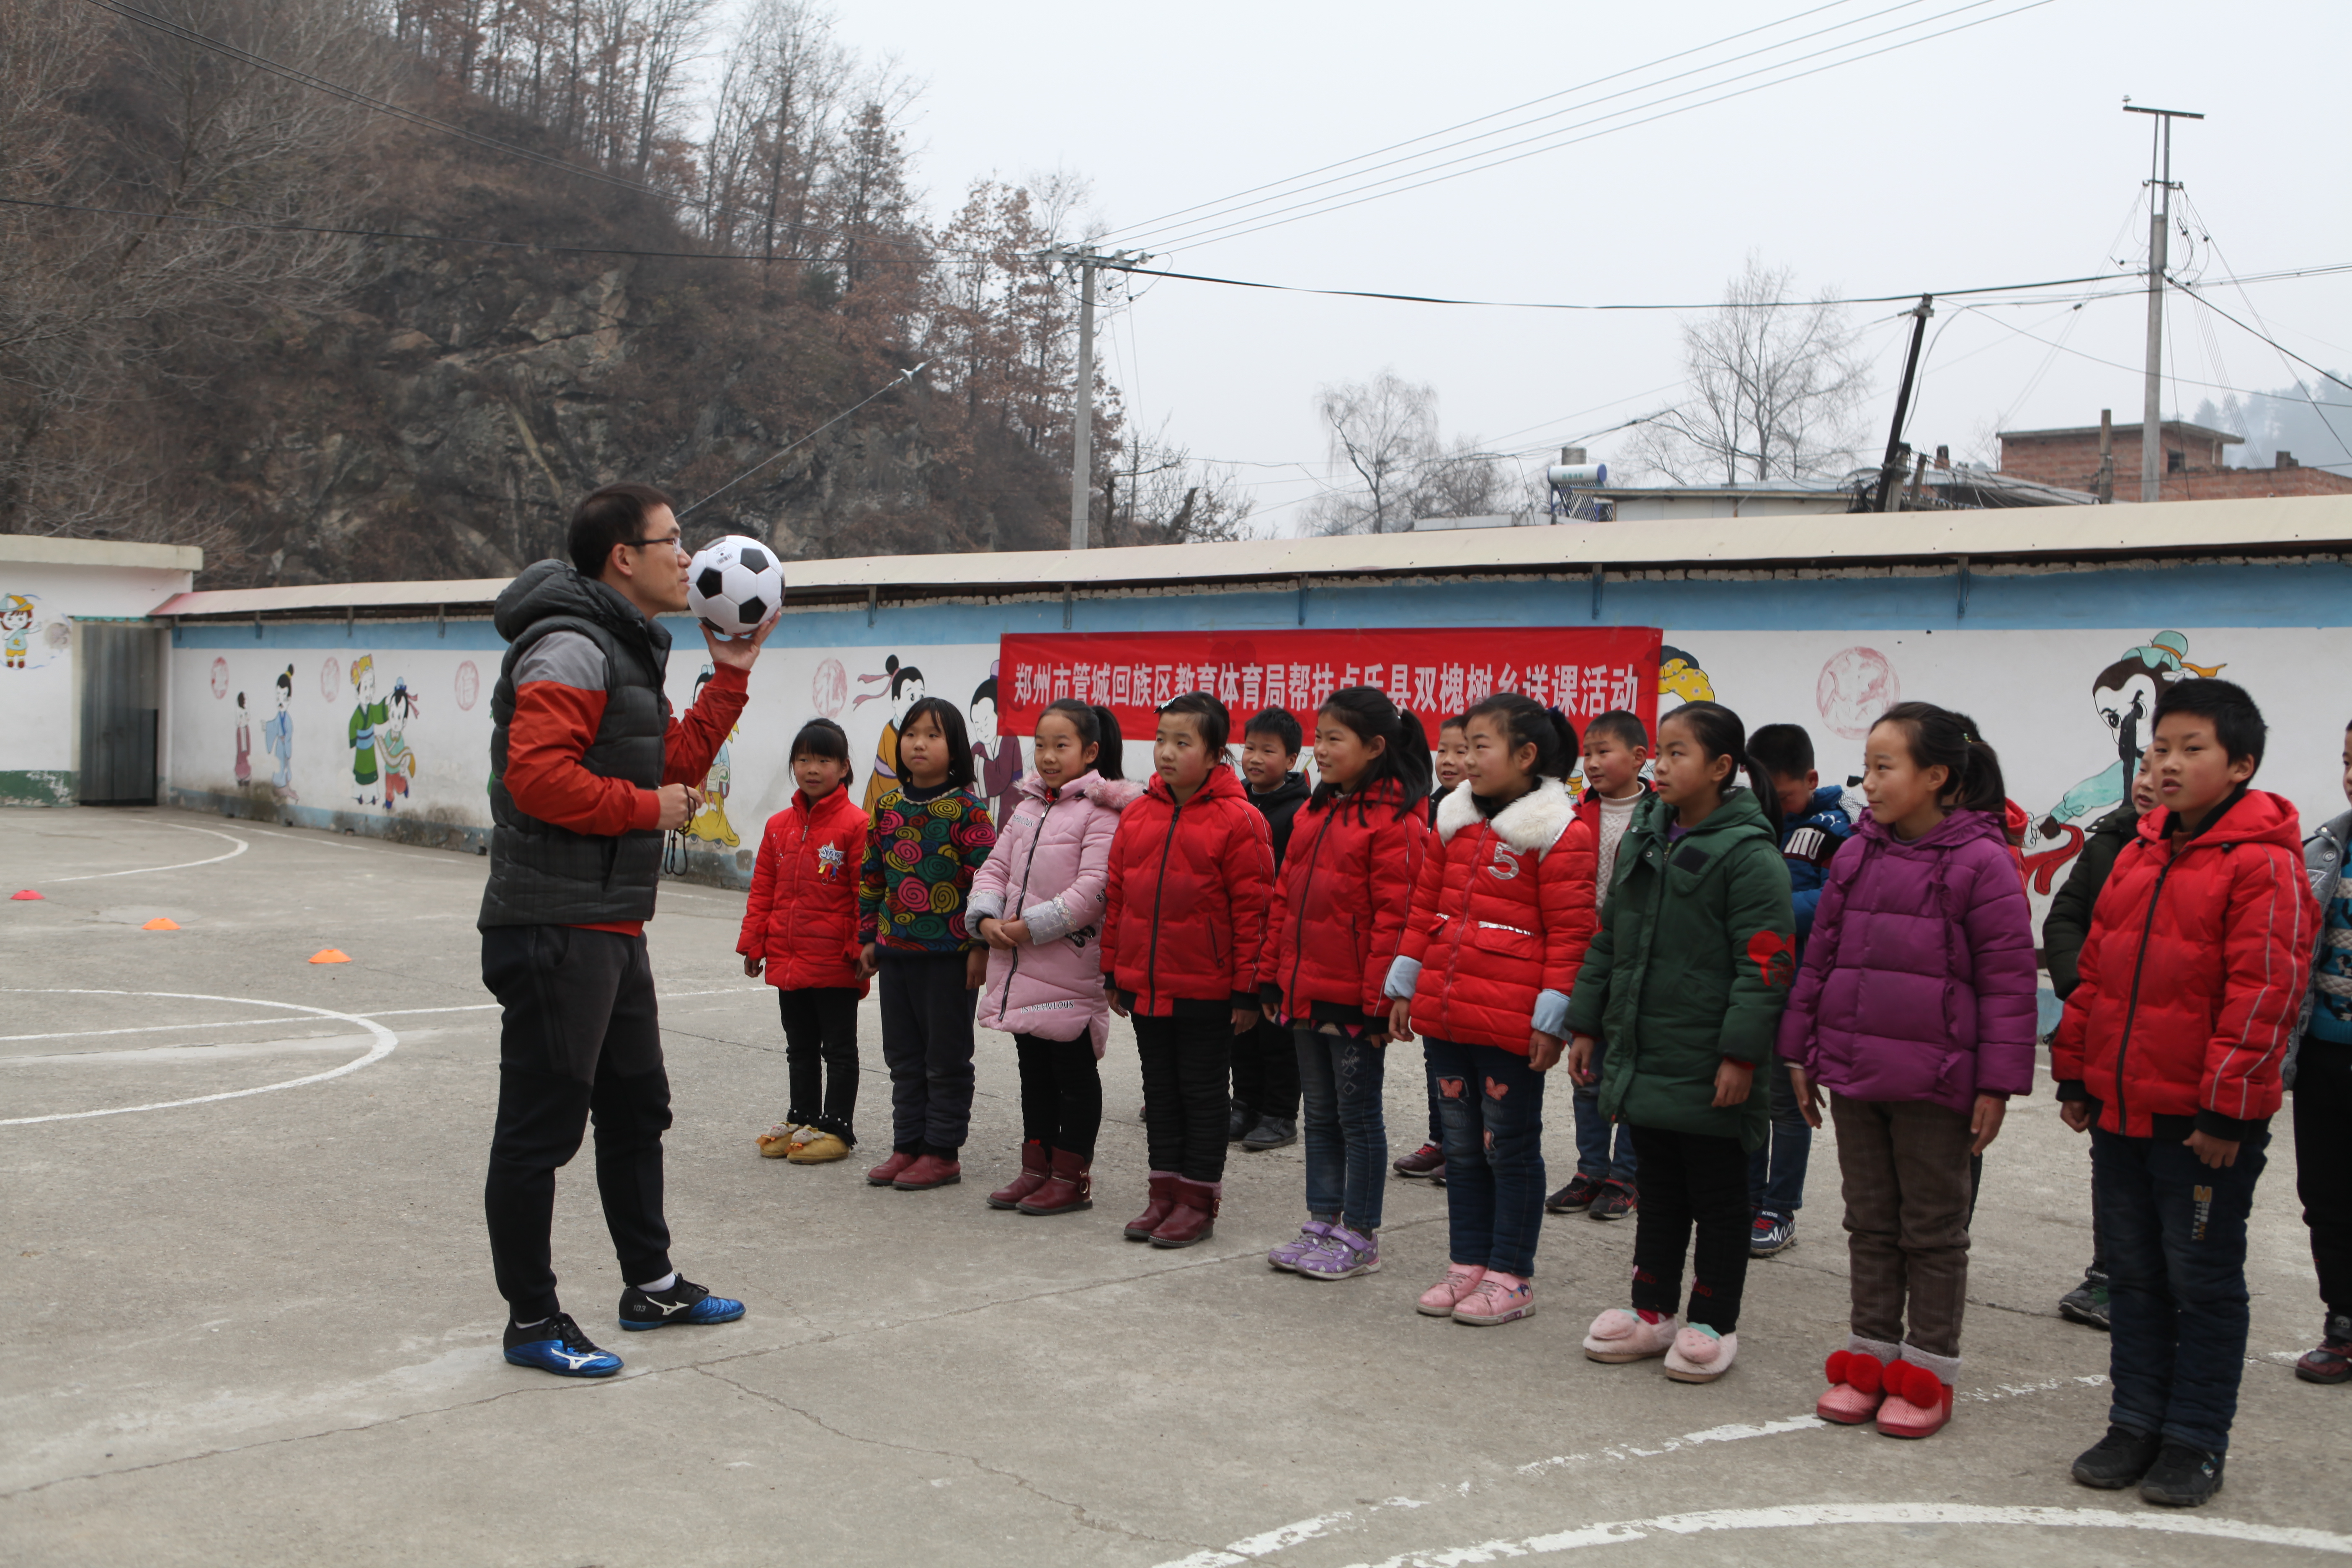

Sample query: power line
[677,362,931,517]
[1099,0,1945,249]
[2167,276,2352,396]
[1130,0,2055,255]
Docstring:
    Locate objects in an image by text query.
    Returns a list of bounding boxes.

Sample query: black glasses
[625,534,683,551]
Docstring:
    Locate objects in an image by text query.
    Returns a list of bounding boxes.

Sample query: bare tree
[1303,369,1508,534]
[1100,420,1255,547]
[1626,253,1870,485]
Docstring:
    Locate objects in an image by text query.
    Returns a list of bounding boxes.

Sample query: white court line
[48,822,248,883]
[0,988,762,1042]
[0,990,396,1125]
[0,1016,302,1042]
[1331,1504,2352,1565]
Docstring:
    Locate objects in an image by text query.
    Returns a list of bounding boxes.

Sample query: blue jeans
[1296,1028,1389,1231]
[1746,1063,1812,1217]
[1426,1037,1548,1277]
[2092,1123,2269,1455]
[1571,1034,1637,1184]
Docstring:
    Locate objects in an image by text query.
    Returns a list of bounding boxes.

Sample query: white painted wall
[0,548,196,801]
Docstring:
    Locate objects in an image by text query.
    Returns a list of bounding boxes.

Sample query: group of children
[735,671,2344,1510]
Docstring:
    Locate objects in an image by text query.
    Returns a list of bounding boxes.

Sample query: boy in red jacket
[2051,679,2316,1507]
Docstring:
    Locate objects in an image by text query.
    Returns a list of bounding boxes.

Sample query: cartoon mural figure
[1816,645,1900,742]
[263,664,297,802]
[2040,631,2221,834]
[3,595,34,668]
[1658,644,1714,712]
[681,665,740,848]
[234,692,252,785]
[856,655,927,815]
[379,677,421,811]
[348,655,389,805]
[971,664,1020,827]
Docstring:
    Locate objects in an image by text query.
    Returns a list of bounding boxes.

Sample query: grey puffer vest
[478,560,673,929]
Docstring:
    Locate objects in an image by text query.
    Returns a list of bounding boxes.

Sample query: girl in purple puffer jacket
[1777,701,2037,1441]
[970,700,1144,1217]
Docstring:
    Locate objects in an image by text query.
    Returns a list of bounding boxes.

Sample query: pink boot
[1583,1308,1678,1362]
[1418,1264,1487,1318]
[1817,1347,1888,1424]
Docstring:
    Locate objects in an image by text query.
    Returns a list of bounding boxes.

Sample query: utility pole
[1874,295,1935,513]
[2125,101,2202,502]
[1040,244,1150,549]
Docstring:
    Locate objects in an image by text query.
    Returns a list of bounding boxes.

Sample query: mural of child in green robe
[348,655,389,805]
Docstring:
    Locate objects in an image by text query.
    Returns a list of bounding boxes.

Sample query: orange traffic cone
[11,890,42,900]
[142,917,180,931]
[309,948,351,964]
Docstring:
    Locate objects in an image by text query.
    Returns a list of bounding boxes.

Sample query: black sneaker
[1228,1101,1253,1141]
[618,1276,746,1332]
[1547,1173,1602,1213]
[2058,1270,2111,1331]
[1589,1179,1638,1222]
[503,1311,623,1377]
[1242,1116,1297,1151]
[2070,1424,2164,1489]
[2138,1443,2225,1506]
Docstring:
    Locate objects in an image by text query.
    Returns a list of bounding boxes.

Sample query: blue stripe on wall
[170,557,2352,650]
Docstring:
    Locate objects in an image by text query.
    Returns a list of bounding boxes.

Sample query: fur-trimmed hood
[1434,774,1576,855]
[1015,768,1146,812]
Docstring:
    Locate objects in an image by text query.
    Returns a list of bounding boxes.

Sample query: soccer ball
[687,535,784,638]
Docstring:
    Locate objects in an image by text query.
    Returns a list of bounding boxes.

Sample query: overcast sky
[815,0,2350,528]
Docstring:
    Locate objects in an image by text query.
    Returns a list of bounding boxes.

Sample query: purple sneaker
[1296,1225,1381,1280]
[1268,1220,1334,1272]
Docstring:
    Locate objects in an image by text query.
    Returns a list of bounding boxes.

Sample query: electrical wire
[1099,0,1945,248]
[678,362,930,516]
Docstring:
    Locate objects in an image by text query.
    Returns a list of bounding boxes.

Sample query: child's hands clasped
[1711,1058,1754,1108]
[977,916,1030,951]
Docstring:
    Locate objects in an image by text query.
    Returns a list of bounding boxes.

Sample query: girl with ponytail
[1257,687,1434,1281]
[1566,700,1794,1384]
[1382,692,1597,1325]
[969,700,1144,1217]
[1776,701,2036,1438]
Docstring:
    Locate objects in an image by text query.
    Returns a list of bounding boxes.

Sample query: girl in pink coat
[970,699,1143,1216]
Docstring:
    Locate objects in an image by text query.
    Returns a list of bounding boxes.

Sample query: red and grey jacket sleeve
[1532,818,1599,1037]
[2200,844,2317,1136]
[740,810,784,957]
[503,633,655,834]
[663,663,748,786]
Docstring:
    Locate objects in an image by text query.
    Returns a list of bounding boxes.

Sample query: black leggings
[1627,1123,1752,1333]
[1135,1013,1233,1183]
[1016,1032,1104,1161]
[780,986,859,1142]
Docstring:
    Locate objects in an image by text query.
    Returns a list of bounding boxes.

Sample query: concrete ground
[2,805,2347,1567]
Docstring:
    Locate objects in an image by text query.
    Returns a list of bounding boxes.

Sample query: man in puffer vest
[480,482,774,1378]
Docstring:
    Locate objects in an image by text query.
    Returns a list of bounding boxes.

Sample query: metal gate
[77,622,158,805]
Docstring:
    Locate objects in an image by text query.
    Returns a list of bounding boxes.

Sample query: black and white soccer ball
[687,535,784,638]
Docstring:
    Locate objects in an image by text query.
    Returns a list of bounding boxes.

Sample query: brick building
[1999,416,2352,501]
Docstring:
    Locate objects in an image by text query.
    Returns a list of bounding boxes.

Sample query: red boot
[1150,1177,1221,1248]
[1018,1148,1093,1215]
[1874,1359,1955,1439]
[892,1153,962,1190]
[866,1149,916,1187]
[987,1140,1052,1210]
[1124,1173,1179,1240]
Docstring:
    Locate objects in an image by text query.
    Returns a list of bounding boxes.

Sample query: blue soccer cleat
[618,1276,745,1331]
[503,1311,623,1377]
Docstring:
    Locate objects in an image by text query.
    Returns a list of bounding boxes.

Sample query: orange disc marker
[309,948,352,964]
[142,917,180,931]
[10,890,42,901]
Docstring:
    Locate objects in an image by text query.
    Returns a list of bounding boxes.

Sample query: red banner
[997,627,1661,738]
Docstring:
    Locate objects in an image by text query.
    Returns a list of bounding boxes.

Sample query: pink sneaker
[1417,1264,1487,1317]
[1583,1307,1678,1362]
[1451,1271,1534,1326]
[1663,1325,1738,1383]
[1816,1348,1887,1425]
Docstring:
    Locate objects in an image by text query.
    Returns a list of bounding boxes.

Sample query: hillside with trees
[0,0,1249,587]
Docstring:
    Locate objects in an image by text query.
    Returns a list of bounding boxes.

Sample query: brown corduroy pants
[1830,1091,1977,1359]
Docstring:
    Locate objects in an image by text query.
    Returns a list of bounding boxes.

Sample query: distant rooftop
[1999,420,2244,446]
[0,534,204,572]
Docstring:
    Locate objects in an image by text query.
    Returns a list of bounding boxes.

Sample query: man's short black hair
[569,482,676,578]
[1244,706,1303,757]
[1584,709,1650,752]
[2154,677,2267,767]
[1749,722,1816,780]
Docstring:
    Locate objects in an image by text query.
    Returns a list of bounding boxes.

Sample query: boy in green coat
[1568,701,1795,1384]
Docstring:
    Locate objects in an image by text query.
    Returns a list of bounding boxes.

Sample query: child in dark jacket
[857,698,996,1194]
[1568,701,1793,1385]
[1259,687,1432,1281]
[742,719,870,1163]
[2293,728,2352,1386]
[2051,679,2316,1506]
[1779,704,2037,1439]
[1235,706,1310,1148]
[1742,723,1861,1258]
[1550,710,1650,1220]
[1104,692,1276,1248]
[1388,696,1595,1326]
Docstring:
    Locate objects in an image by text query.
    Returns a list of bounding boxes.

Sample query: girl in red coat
[1260,687,1434,1281]
[1388,695,1597,1326]
[1103,691,1277,1248]
[740,719,871,1163]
